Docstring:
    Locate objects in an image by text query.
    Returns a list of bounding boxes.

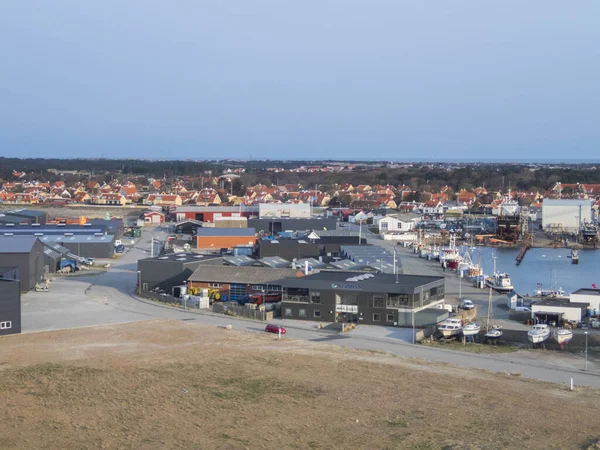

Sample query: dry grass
[0,320,599,450]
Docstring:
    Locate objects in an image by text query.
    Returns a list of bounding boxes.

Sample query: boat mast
[487,287,493,330]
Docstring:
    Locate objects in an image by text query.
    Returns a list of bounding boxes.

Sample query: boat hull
[484,331,503,340]
[485,281,514,293]
[554,332,573,345]
[440,328,462,338]
[463,328,481,337]
[528,333,550,344]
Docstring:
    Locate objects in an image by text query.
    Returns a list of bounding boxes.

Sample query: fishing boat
[571,249,579,264]
[462,322,481,337]
[484,326,503,341]
[553,328,573,348]
[532,283,564,298]
[528,324,551,345]
[438,318,463,338]
[484,254,513,293]
[581,222,597,241]
[439,234,462,270]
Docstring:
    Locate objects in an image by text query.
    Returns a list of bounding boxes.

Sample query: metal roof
[141,253,223,264]
[4,209,47,218]
[0,227,106,235]
[43,247,61,260]
[275,271,444,294]
[258,256,291,268]
[294,258,327,269]
[47,243,71,255]
[304,229,360,238]
[196,228,256,237]
[330,260,366,271]
[188,265,302,284]
[36,234,116,244]
[223,255,256,266]
[542,199,593,206]
[0,235,39,253]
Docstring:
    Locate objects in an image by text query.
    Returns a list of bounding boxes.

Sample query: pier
[515,244,531,266]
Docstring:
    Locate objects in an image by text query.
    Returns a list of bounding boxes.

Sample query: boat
[484,326,503,341]
[533,283,565,298]
[528,324,551,344]
[581,222,597,241]
[553,328,573,348]
[462,322,481,336]
[440,234,462,270]
[438,318,463,338]
[485,272,514,293]
[571,249,579,264]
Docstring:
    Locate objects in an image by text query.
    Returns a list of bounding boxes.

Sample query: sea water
[463,246,600,296]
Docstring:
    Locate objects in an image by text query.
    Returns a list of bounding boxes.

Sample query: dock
[515,244,531,266]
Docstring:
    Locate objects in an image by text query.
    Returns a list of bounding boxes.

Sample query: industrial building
[195,228,257,250]
[137,253,223,292]
[0,267,21,336]
[0,213,32,225]
[0,236,45,291]
[188,265,304,302]
[37,234,116,258]
[248,217,337,234]
[570,288,600,313]
[256,238,320,260]
[0,224,107,235]
[173,206,258,223]
[531,298,589,324]
[277,271,445,327]
[258,203,310,219]
[88,219,124,237]
[542,199,593,232]
[3,209,48,225]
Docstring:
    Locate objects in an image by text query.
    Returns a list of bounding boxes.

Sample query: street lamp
[137,270,141,295]
[585,331,588,370]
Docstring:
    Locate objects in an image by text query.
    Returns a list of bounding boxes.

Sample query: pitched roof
[0,235,39,253]
[188,265,303,284]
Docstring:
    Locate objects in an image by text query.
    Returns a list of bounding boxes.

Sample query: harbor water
[465,246,600,296]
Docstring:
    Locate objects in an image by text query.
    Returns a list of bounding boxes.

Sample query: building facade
[0,236,45,291]
[0,267,21,336]
[542,199,593,232]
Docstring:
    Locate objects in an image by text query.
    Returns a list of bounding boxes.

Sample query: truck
[239,292,282,306]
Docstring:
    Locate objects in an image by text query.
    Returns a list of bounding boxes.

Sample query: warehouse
[531,298,589,324]
[174,206,258,222]
[257,238,320,260]
[43,246,62,273]
[0,236,45,291]
[137,253,222,293]
[570,288,600,313]
[188,265,304,302]
[37,234,116,258]
[0,267,21,336]
[248,217,337,234]
[88,219,124,237]
[4,209,48,225]
[173,219,203,235]
[0,224,107,235]
[542,199,593,233]
[0,213,32,225]
[277,271,445,327]
[196,228,257,250]
[258,203,310,219]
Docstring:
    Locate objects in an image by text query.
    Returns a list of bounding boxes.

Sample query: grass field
[1,320,599,449]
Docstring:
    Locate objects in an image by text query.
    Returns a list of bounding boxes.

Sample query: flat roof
[37,234,116,244]
[195,228,256,237]
[275,271,443,294]
[4,209,47,218]
[543,199,593,206]
[188,265,303,284]
[572,288,600,296]
[532,298,590,308]
[140,253,223,264]
[176,206,259,213]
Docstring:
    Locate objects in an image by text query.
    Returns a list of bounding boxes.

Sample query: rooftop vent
[158,256,169,260]
[64,233,74,236]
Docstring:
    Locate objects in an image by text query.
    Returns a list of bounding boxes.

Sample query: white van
[460,299,475,310]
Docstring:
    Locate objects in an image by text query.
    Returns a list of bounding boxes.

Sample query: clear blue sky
[1,1,599,160]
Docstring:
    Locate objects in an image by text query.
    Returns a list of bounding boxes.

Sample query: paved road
[21,225,600,388]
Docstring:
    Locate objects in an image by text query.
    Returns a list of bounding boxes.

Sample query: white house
[531,298,588,323]
[378,216,415,233]
[570,288,600,313]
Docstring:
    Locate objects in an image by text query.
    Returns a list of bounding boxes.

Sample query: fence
[139,289,206,309]
[212,302,273,321]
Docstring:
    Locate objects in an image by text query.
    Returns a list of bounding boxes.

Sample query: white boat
[528,324,551,344]
[484,326,503,341]
[485,272,514,293]
[554,328,573,346]
[438,318,463,338]
[533,283,564,298]
[462,322,481,336]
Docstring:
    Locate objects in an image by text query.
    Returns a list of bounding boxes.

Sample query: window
[209,282,221,288]
[373,295,385,308]
[386,314,394,322]
[372,313,381,322]
[311,291,321,304]
[380,221,388,230]
[313,310,321,318]
[387,294,409,308]
[299,309,307,318]
[284,308,293,317]
[0,321,11,330]
[252,285,266,291]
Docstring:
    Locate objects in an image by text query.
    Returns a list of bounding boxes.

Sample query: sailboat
[484,286,503,342]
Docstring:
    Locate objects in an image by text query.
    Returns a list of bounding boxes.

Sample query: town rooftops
[195,228,256,237]
[188,265,304,285]
[0,235,40,253]
[274,271,444,294]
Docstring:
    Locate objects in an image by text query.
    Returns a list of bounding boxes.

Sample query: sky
[1,1,599,161]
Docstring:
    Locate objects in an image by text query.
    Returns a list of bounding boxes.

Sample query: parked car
[265,324,286,334]
[85,257,95,266]
[514,306,532,312]
[460,299,475,310]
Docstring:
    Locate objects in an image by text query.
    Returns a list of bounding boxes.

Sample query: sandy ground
[1,320,599,450]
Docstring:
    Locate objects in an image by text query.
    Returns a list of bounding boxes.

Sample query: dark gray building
[0,224,107,235]
[277,271,445,327]
[0,236,45,291]
[4,209,48,225]
[248,218,338,234]
[0,213,32,225]
[42,246,62,273]
[88,219,124,237]
[37,235,116,258]
[257,238,320,260]
[0,267,21,336]
[137,253,223,292]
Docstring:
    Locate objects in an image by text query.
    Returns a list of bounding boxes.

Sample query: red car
[265,324,286,334]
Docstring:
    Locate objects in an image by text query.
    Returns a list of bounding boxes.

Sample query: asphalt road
[20,225,600,388]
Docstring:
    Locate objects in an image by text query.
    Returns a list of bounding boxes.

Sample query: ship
[571,249,579,264]
[485,272,514,293]
[581,222,597,241]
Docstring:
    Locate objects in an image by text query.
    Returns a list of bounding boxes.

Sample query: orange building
[195,228,256,250]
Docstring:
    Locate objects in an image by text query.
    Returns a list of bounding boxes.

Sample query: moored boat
[571,249,579,265]
[528,324,551,345]
[438,318,463,338]
[485,272,514,293]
